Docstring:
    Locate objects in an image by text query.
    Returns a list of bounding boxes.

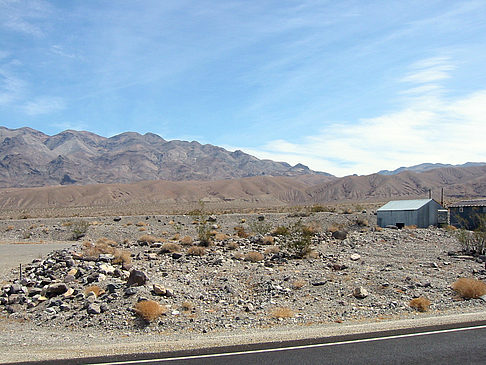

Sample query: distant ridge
[0,126,332,188]
[377,162,486,175]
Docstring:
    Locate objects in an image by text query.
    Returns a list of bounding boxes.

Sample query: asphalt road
[12,321,486,365]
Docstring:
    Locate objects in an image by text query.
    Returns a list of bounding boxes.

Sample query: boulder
[332,230,348,240]
[353,286,369,299]
[127,270,148,287]
[43,283,68,298]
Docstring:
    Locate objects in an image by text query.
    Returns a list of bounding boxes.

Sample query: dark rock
[113,217,122,222]
[311,281,327,286]
[258,215,265,221]
[87,303,101,315]
[332,230,348,240]
[124,287,138,296]
[207,215,217,222]
[172,252,183,260]
[44,283,68,298]
[127,270,148,287]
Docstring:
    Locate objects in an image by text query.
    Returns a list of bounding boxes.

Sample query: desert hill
[0,127,329,188]
[0,165,484,215]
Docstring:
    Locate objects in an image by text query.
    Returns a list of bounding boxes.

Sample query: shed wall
[377,200,442,228]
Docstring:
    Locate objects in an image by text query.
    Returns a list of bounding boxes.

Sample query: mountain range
[0,127,329,188]
[0,126,485,211]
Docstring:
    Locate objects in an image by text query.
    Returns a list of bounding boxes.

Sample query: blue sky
[1,0,486,176]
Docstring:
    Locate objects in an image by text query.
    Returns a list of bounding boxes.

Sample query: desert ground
[1,209,486,362]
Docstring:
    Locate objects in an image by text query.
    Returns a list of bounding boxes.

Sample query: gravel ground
[1,211,485,363]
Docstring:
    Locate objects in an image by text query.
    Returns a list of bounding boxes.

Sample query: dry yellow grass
[227,241,239,250]
[171,233,181,241]
[245,251,264,262]
[270,307,294,319]
[84,285,104,297]
[180,236,194,245]
[409,297,431,312]
[264,245,280,255]
[137,234,157,244]
[160,242,181,253]
[291,279,306,289]
[451,278,486,299]
[5,225,14,231]
[135,221,147,227]
[133,300,166,322]
[214,233,229,241]
[181,301,194,311]
[187,246,206,256]
[234,226,249,238]
[263,235,275,244]
[112,249,132,265]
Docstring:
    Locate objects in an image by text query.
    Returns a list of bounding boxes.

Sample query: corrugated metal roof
[449,199,486,208]
[377,199,433,211]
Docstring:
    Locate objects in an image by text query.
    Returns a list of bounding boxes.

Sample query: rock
[332,264,348,271]
[67,268,78,277]
[350,253,361,261]
[45,307,56,315]
[127,270,148,287]
[99,254,115,262]
[64,274,76,283]
[113,217,122,222]
[332,230,348,240]
[59,303,70,311]
[9,284,23,294]
[258,215,265,221]
[153,284,167,296]
[353,286,369,299]
[100,303,109,313]
[147,253,158,260]
[172,253,183,260]
[87,303,101,315]
[99,263,116,275]
[207,215,217,222]
[124,287,138,296]
[311,281,327,286]
[106,283,121,293]
[63,288,75,298]
[43,283,68,298]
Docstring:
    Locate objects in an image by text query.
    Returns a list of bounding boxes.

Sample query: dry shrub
[291,279,306,289]
[139,227,147,231]
[375,226,383,232]
[113,249,132,265]
[172,233,181,241]
[409,297,431,312]
[272,226,290,236]
[160,242,181,253]
[133,300,166,322]
[304,221,321,234]
[62,221,73,227]
[233,252,245,260]
[90,221,101,226]
[5,225,14,231]
[327,225,340,233]
[137,234,157,244]
[135,221,146,227]
[181,301,194,311]
[405,225,417,229]
[234,226,249,238]
[270,307,294,319]
[124,222,133,227]
[305,250,319,259]
[168,220,175,225]
[245,251,264,262]
[97,237,118,247]
[263,236,275,244]
[214,233,229,241]
[356,218,369,227]
[187,246,206,256]
[227,241,239,250]
[84,285,104,297]
[451,278,486,299]
[264,245,280,255]
[180,236,194,245]
[445,225,457,231]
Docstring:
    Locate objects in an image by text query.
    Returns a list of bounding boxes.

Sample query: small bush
[160,242,181,254]
[272,226,290,236]
[451,278,486,299]
[356,218,369,227]
[214,233,229,241]
[113,249,132,265]
[133,300,166,322]
[135,221,146,227]
[84,285,104,297]
[245,251,264,262]
[264,245,280,255]
[249,220,272,235]
[263,235,275,245]
[270,307,294,319]
[181,301,194,311]
[180,236,193,245]
[71,221,89,240]
[291,279,306,289]
[227,241,239,250]
[187,246,206,256]
[137,234,157,244]
[234,226,249,238]
[409,297,431,312]
[5,225,14,231]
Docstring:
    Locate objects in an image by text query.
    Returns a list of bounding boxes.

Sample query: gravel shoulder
[1,212,485,363]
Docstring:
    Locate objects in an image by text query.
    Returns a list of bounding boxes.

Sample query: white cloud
[23,96,65,115]
[0,0,53,37]
[235,57,486,177]
[0,68,25,105]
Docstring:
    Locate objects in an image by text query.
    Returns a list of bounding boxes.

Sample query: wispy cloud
[0,0,53,37]
[0,67,25,105]
[23,96,65,115]
[237,57,486,176]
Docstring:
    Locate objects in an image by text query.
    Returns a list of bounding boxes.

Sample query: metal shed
[449,199,486,230]
[377,199,444,228]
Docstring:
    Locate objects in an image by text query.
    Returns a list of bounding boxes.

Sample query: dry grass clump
[180,236,194,245]
[234,226,249,238]
[445,225,457,231]
[227,241,239,250]
[135,221,147,227]
[171,233,181,241]
[327,225,341,233]
[160,242,181,253]
[187,246,206,256]
[84,285,104,297]
[5,225,14,231]
[133,300,166,322]
[405,225,417,229]
[270,307,294,319]
[264,245,280,255]
[291,279,306,289]
[181,301,194,312]
[451,278,486,299]
[137,234,158,244]
[303,221,321,234]
[113,249,132,265]
[263,235,275,244]
[245,251,264,262]
[97,237,118,247]
[272,226,290,236]
[409,297,431,312]
[214,233,229,241]
[356,218,369,227]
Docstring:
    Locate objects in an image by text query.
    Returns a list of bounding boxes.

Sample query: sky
[1,0,486,177]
